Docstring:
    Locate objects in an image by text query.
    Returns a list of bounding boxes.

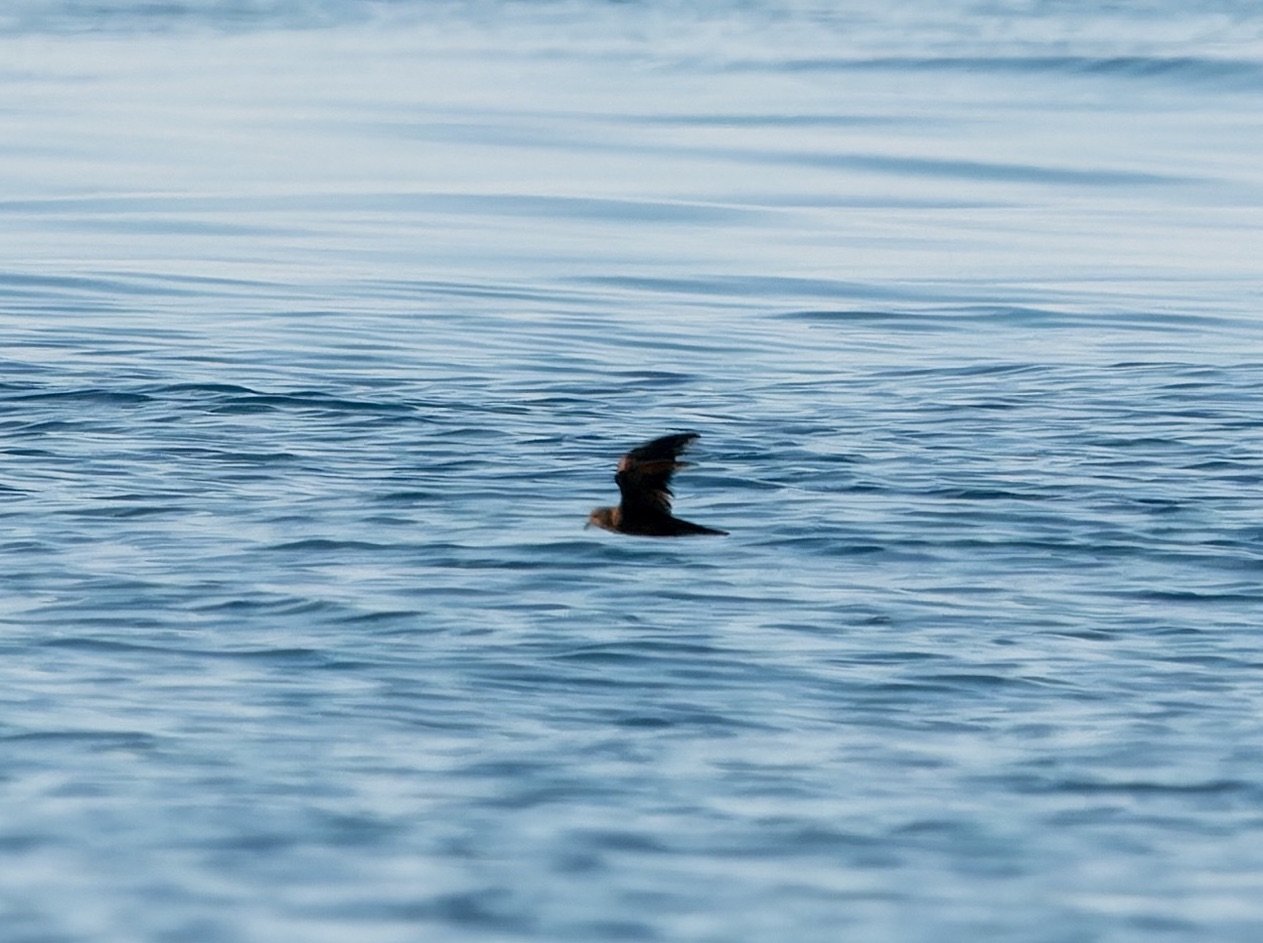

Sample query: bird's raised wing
[615,432,699,518]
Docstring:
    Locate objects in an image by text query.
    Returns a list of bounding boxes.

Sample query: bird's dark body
[587,432,727,537]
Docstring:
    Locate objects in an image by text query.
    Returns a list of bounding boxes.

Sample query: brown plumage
[586,432,728,537]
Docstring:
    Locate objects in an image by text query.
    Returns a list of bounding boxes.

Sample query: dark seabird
[586,432,728,537]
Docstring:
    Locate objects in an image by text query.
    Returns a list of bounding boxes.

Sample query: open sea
[3,2,1263,941]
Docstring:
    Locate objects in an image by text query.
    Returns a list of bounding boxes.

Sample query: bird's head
[586,506,617,531]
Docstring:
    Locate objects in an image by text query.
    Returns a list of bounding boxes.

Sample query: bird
[586,432,728,537]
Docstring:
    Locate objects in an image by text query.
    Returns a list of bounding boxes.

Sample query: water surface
[3,2,1263,941]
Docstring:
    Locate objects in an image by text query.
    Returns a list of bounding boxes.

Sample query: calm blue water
[3,2,1263,941]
